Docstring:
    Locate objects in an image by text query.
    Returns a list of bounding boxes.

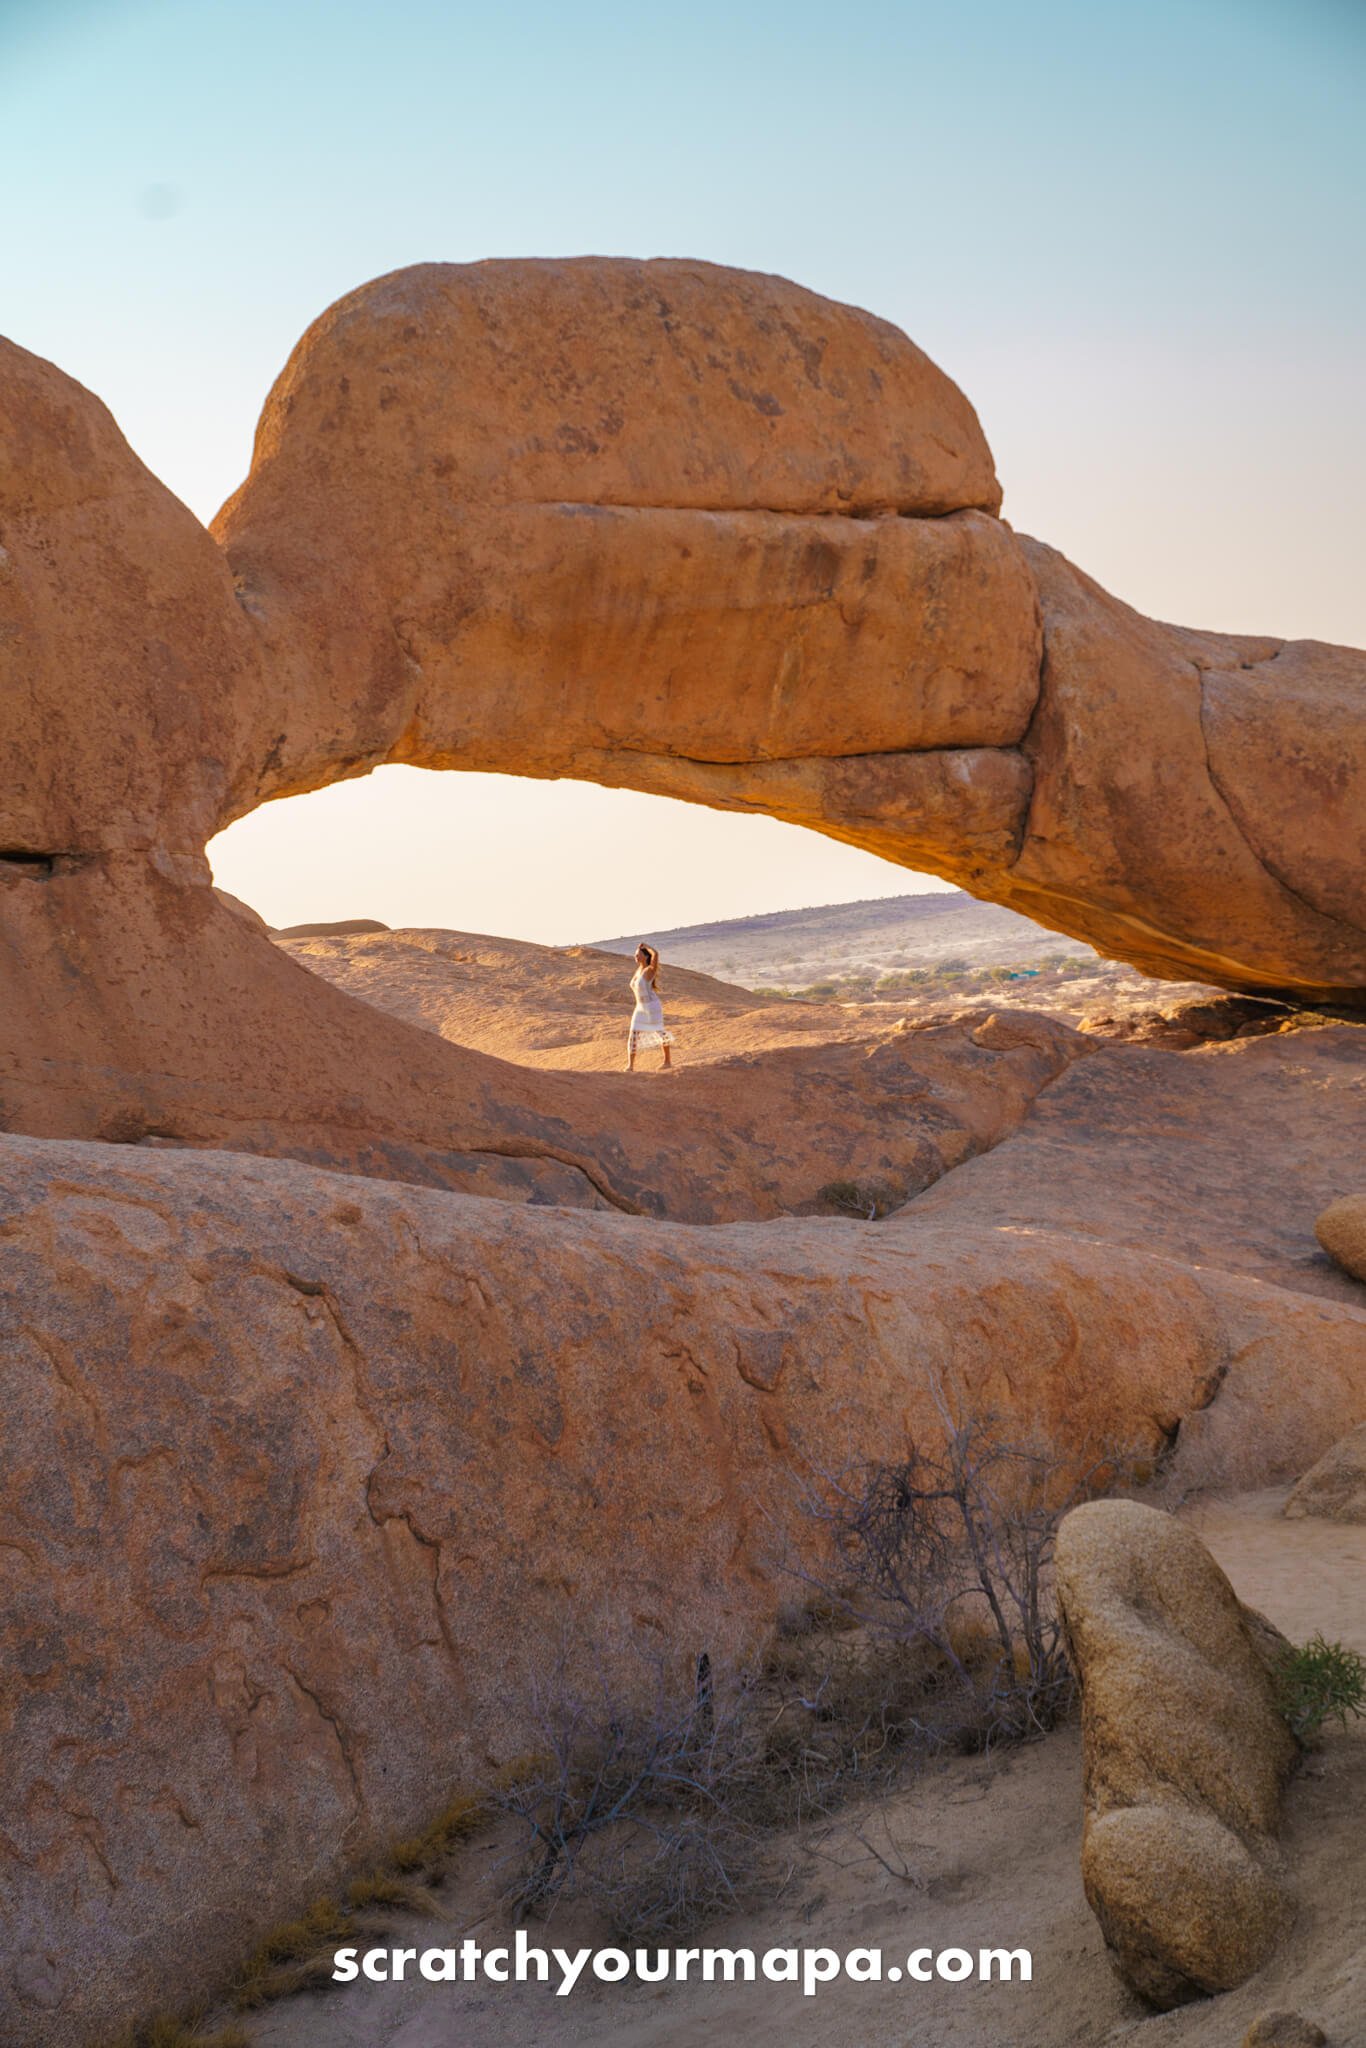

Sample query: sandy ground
[224,1491,1365,2048]
[274,927,873,1070]
[274,923,1250,1076]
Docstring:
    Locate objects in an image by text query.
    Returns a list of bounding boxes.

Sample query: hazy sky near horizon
[4,0,1363,943]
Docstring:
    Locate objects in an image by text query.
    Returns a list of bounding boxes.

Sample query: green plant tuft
[1274,1633,1366,1741]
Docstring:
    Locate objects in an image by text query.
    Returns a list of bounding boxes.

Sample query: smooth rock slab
[1283,1420,1366,1524]
[2,1136,1363,2044]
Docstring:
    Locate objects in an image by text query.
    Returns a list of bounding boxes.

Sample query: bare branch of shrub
[787,1382,1125,1752]
[488,1650,766,1941]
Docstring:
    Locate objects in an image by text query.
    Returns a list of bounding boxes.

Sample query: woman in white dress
[626,943,674,1072]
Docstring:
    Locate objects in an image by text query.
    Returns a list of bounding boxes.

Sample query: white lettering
[516,1930,550,1980]
[979,1947,1032,1982]
[553,1947,592,1996]
[936,1947,974,1982]
[803,1947,841,1996]
[702,1948,756,1982]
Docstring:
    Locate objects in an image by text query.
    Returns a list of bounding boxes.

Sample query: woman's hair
[637,942,661,992]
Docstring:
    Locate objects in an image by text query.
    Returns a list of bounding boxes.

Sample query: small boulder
[1283,1421,1366,1524]
[1243,2014,1328,2048]
[1315,1195,1366,1283]
[1055,1500,1298,2009]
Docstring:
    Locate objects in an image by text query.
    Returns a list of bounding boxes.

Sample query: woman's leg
[661,1039,673,1069]
[626,1031,638,1072]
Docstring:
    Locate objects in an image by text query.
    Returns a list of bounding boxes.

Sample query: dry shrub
[816,1178,901,1220]
[791,1391,1124,1752]
[130,1404,1126,2026]
[491,1650,769,1940]
[490,1400,1126,1939]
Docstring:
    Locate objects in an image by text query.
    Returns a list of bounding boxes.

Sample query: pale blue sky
[3,0,1362,941]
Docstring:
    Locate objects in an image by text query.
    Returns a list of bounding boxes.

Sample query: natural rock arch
[3,263,1366,2047]
[2,258,1363,1196]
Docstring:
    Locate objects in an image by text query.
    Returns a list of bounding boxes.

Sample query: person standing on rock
[626,943,675,1072]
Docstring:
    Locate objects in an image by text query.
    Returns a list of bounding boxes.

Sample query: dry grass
[108,1787,491,2036]
[387,1792,486,1876]
[231,1897,350,2009]
[226,1795,490,2009]
[106,2018,252,2048]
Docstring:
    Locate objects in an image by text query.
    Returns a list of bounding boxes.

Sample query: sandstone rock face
[0,342,264,860]
[215,261,1366,999]
[2,258,1365,1190]
[0,836,1093,1221]
[1056,1501,1299,2008]
[212,886,272,933]
[1,1137,1361,2045]
[1006,546,1365,998]
[1315,1194,1366,1283]
[1283,1421,1366,1523]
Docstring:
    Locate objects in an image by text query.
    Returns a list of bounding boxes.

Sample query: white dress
[628,966,673,1047]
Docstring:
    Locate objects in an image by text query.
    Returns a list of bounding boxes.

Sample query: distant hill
[592,889,1098,992]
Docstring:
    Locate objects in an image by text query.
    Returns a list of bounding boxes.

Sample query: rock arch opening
[206,762,944,947]
[2,254,1362,1211]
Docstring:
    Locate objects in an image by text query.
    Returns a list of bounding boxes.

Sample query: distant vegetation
[595,890,1116,997]
[755,955,1109,1004]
